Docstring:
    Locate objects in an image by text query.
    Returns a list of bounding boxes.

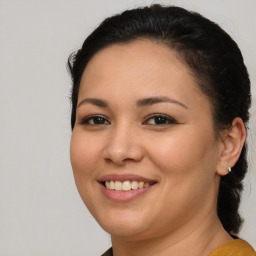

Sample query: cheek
[70,131,102,195]
[147,128,218,178]
[71,131,99,172]
[70,131,105,216]
[148,131,218,212]
[147,133,196,170]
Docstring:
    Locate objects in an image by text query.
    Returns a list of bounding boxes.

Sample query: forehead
[81,40,195,87]
[82,39,188,77]
[79,39,209,110]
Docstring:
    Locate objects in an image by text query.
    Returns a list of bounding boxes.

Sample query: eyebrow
[77,98,109,108]
[77,96,188,109]
[136,96,188,109]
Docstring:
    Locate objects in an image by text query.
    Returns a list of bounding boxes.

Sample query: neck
[111,216,233,256]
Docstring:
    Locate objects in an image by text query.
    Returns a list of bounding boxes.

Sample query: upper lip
[97,173,157,183]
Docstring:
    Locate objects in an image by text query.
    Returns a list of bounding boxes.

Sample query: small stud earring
[227,166,231,173]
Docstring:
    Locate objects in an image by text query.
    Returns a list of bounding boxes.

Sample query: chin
[103,224,150,241]
[95,210,152,240]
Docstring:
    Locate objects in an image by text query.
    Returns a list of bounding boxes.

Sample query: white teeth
[131,181,139,190]
[105,181,110,189]
[114,181,123,191]
[138,181,144,188]
[109,181,115,190]
[104,180,153,191]
[144,182,150,188]
[122,181,131,191]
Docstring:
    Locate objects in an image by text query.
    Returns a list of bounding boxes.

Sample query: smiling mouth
[103,180,156,191]
[98,176,157,201]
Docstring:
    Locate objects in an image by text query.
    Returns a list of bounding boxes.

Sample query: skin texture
[70,40,246,256]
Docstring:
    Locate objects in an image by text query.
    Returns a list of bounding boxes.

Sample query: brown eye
[144,114,177,125]
[81,115,110,125]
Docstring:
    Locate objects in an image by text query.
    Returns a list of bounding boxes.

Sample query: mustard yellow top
[209,239,256,256]
[102,239,256,256]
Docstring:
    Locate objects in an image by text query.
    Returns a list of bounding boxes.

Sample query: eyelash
[79,114,177,126]
[80,115,110,125]
[143,114,177,126]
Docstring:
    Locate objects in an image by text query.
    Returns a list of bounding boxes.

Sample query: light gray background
[0,0,255,255]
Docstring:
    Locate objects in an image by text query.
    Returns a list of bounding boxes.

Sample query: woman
[68,5,255,256]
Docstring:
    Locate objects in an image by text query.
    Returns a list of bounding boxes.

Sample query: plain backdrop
[0,0,255,255]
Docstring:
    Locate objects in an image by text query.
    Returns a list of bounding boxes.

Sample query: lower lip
[100,183,155,202]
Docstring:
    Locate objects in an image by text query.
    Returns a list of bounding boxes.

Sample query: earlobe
[216,117,246,176]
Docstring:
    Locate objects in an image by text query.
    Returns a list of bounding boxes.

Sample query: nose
[102,124,144,165]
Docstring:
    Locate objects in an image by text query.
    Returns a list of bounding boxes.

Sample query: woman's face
[70,40,223,240]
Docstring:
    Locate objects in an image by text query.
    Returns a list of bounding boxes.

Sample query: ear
[216,117,246,176]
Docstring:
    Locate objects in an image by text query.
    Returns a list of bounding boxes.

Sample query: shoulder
[209,239,256,256]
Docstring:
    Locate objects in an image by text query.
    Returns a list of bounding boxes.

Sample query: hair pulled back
[68,4,251,235]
